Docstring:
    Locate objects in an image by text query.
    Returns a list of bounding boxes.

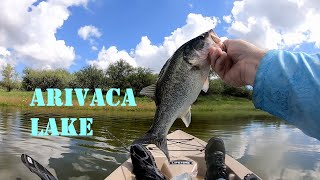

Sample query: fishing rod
[105,128,130,152]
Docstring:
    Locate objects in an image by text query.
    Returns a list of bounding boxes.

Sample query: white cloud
[0,47,10,57]
[87,46,137,69]
[225,0,320,49]
[0,0,89,69]
[0,47,14,69]
[78,25,102,41]
[222,123,320,180]
[91,46,98,51]
[78,25,102,51]
[89,13,219,71]
[223,15,232,24]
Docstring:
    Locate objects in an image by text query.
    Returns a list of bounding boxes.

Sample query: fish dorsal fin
[140,84,156,99]
[202,77,209,93]
[180,106,191,127]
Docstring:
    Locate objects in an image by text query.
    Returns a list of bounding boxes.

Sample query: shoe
[205,138,227,180]
[21,154,57,180]
[130,144,166,180]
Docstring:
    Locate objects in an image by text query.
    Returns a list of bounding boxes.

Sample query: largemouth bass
[133,29,221,161]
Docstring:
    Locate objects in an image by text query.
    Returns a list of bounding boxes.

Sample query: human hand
[209,39,267,87]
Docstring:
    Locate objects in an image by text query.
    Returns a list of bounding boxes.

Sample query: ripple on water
[0,107,319,180]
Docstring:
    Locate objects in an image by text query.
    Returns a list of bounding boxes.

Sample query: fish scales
[133,29,221,161]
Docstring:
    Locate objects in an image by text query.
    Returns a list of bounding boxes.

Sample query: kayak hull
[106,130,261,180]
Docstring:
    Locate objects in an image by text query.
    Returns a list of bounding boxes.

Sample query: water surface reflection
[0,107,319,179]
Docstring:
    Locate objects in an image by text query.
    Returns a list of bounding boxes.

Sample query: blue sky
[0,0,319,74]
[59,0,232,46]
[57,0,234,72]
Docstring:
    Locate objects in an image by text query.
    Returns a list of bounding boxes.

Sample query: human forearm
[253,50,320,139]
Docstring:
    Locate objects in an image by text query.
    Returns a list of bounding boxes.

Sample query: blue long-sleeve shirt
[253,50,320,140]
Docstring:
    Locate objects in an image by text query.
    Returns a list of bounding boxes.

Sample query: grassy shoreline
[0,90,269,117]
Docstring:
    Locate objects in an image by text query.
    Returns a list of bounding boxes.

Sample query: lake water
[0,107,319,180]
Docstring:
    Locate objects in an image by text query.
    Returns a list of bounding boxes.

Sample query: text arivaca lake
[29,88,137,136]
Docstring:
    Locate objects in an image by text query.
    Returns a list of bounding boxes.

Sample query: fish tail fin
[132,133,170,161]
[154,136,170,161]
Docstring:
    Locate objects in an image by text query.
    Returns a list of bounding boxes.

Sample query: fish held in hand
[133,30,221,161]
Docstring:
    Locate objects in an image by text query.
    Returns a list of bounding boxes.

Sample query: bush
[202,79,252,99]
[222,83,252,99]
[74,65,106,92]
[128,67,157,95]
[105,60,134,89]
[105,60,157,95]
[22,68,73,91]
[207,79,224,95]
[19,60,252,99]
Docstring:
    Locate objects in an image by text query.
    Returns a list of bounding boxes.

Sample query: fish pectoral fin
[202,77,209,93]
[180,107,191,127]
[140,84,156,100]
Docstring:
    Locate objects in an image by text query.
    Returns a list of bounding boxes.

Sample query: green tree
[222,83,252,99]
[202,78,252,99]
[105,60,158,95]
[105,60,134,89]
[207,79,224,95]
[128,67,157,95]
[74,65,106,91]
[22,68,73,91]
[1,64,19,91]
[22,68,36,91]
[67,73,78,89]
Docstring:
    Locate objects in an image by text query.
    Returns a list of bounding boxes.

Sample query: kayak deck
[106,130,261,180]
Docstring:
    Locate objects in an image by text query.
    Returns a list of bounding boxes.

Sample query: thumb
[221,39,231,52]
